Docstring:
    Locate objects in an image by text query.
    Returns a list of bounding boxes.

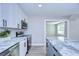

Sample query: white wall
[28,17,66,46]
[28,16,44,46]
[69,17,79,41]
[27,14,79,46]
[28,17,70,46]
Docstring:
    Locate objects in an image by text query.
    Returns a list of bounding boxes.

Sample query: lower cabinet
[9,43,19,56]
[46,40,61,56]
[47,42,53,56]
[9,37,27,56]
[0,38,27,56]
[0,43,19,56]
[19,37,27,56]
[47,42,55,56]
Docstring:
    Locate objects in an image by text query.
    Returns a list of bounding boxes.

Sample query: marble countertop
[0,37,27,54]
[47,37,79,56]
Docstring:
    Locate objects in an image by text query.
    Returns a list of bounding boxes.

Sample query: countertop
[47,37,79,56]
[16,34,31,37]
[0,37,27,54]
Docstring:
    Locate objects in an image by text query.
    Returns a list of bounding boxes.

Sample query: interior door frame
[44,19,69,47]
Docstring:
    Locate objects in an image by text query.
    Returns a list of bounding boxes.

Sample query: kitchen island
[46,37,79,56]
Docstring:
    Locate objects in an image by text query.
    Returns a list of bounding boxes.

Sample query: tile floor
[26,46,46,56]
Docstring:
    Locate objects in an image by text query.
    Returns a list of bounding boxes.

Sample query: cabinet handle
[24,42,26,47]
[53,46,58,52]
[46,43,48,47]
[53,54,55,56]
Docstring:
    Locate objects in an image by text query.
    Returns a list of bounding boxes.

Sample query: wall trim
[32,43,44,46]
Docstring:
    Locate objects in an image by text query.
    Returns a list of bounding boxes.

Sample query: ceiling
[18,3,79,18]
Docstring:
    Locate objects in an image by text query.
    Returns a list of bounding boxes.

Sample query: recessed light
[38,4,42,7]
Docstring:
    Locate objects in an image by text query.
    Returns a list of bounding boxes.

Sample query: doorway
[44,19,69,49]
[46,21,67,38]
[46,20,68,40]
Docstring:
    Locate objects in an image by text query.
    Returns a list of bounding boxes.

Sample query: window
[57,22,64,36]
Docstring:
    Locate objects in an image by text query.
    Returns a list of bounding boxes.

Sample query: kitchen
[0,3,79,56]
[0,3,31,56]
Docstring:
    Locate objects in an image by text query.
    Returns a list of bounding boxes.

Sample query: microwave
[21,20,27,29]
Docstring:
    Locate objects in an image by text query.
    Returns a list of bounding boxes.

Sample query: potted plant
[0,30,11,42]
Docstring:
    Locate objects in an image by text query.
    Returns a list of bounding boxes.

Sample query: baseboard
[32,43,44,46]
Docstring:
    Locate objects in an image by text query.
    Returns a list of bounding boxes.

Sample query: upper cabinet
[1,4,18,28]
[0,4,28,29]
[0,4,1,18]
[8,4,18,28]
[1,4,10,27]
[0,4,3,27]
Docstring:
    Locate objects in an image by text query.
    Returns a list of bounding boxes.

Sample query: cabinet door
[47,42,54,56]
[19,41,24,56]
[9,43,19,56]
[0,4,1,18]
[1,4,18,28]
[19,39,27,56]
[0,19,3,27]
[51,45,61,56]
[1,4,10,27]
[0,4,3,27]
[9,4,18,28]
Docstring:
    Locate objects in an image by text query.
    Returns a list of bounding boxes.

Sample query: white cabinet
[0,4,1,18]
[0,19,3,27]
[8,4,18,28]
[46,39,61,56]
[47,41,55,56]
[0,4,3,27]
[0,4,4,27]
[9,43,19,56]
[19,37,27,56]
[0,4,28,29]
[1,4,12,28]
[19,40,26,56]
[1,4,10,27]
[1,4,18,28]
